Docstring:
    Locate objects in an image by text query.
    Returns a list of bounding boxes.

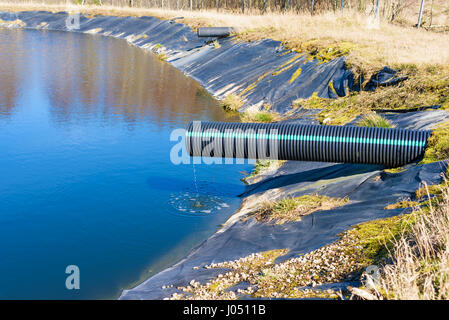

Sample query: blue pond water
[0,29,252,299]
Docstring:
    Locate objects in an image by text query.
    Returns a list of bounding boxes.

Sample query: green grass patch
[247,160,273,178]
[345,214,415,265]
[415,181,448,200]
[240,111,277,123]
[251,194,349,224]
[357,113,394,128]
[384,167,406,174]
[420,121,449,164]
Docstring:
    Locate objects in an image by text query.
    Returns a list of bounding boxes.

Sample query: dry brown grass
[397,0,449,30]
[355,180,449,300]
[220,93,243,112]
[1,2,449,78]
[295,64,449,125]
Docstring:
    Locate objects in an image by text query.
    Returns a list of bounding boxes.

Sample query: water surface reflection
[0,29,250,299]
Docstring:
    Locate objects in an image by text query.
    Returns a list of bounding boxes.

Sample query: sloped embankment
[2,10,448,300]
[0,10,407,114]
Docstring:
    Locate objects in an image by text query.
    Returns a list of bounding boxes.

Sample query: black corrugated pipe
[197,27,234,38]
[185,121,432,167]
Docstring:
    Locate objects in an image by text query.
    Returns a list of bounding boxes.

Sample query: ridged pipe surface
[185,121,432,167]
[197,27,233,38]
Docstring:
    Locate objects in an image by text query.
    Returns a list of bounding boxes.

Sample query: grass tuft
[251,194,349,224]
[212,40,221,49]
[247,160,273,178]
[240,111,277,123]
[357,113,394,128]
[385,200,419,210]
[220,94,244,112]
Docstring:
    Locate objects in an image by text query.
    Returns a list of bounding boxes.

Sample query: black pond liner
[186,121,432,167]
